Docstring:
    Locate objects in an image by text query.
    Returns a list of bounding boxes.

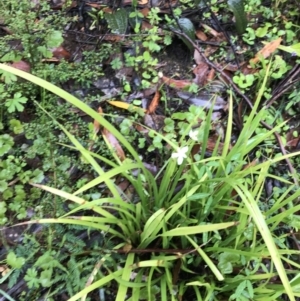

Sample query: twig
[266,64,300,109]
[171,29,298,186]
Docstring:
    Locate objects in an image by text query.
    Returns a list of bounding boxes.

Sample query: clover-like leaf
[7,252,25,269]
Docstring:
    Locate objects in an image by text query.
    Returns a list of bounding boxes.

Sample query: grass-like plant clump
[1,62,300,301]
[1,0,300,300]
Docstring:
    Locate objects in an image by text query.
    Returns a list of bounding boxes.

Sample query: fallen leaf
[162,76,193,89]
[195,29,208,41]
[224,63,240,72]
[201,23,225,40]
[143,114,165,130]
[102,128,126,161]
[194,48,203,65]
[193,62,209,85]
[249,37,282,65]
[206,68,215,82]
[93,107,102,136]
[10,61,31,73]
[141,20,153,30]
[51,46,71,61]
[147,90,160,114]
[140,7,150,17]
[108,100,146,114]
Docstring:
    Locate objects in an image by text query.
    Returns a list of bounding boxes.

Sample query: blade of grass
[232,182,296,301]
[116,253,135,301]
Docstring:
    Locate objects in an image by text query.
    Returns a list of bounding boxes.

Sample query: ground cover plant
[1,0,300,300]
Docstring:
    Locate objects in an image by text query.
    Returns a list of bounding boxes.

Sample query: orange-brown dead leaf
[249,38,282,65]
[196,30,208,41]
[162,76,193,89]
[147,90,160,114]
[51,46,71,61]
[140,7,150,17]
[102,128,126,161]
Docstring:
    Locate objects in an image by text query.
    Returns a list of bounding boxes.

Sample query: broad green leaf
[228,0,247,34]
[39,269,52,287]
[278,43,300,56]
[0,180,7,193]
[105,9,128,34]
[46,30,63,48]
[161,222,236,236]
[7,252,25,269]
[176,18,195,51]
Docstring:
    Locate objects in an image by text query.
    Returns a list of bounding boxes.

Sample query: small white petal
[189,129,199,141]
[172,146,188,165]
[171,152,179,159]
[177,156,184,165]
[180,146,189,154]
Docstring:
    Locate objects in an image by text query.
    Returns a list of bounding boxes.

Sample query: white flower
[189,129,199,141]
[172,146,188,165]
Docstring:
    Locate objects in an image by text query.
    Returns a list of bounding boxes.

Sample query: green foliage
[105,8,128,34]
[1,0,300,300]
[228,0,248,34]
[5,92,28,113]
[3,62,300,301]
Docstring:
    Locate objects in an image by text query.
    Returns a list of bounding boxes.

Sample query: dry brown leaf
[141,20,153,30]
[10,61,31,73]
[102,128,126,161]
[193,48,203,65]
[100,34,124,42]
[201,23,225,40]
[51,46,71,61]
[204,45,218,57]
[147,90,160,114]
[193,62,209,85]
[140,7,150,17]
[287,138,300,149]
[143,114,165,131]
[224,63,240,72]
[195,30,208,41]
[94,107,126,161]
[162,76,193,89]
[206,68,215,82]
[249,37,282,65]
[93,107,102,135]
